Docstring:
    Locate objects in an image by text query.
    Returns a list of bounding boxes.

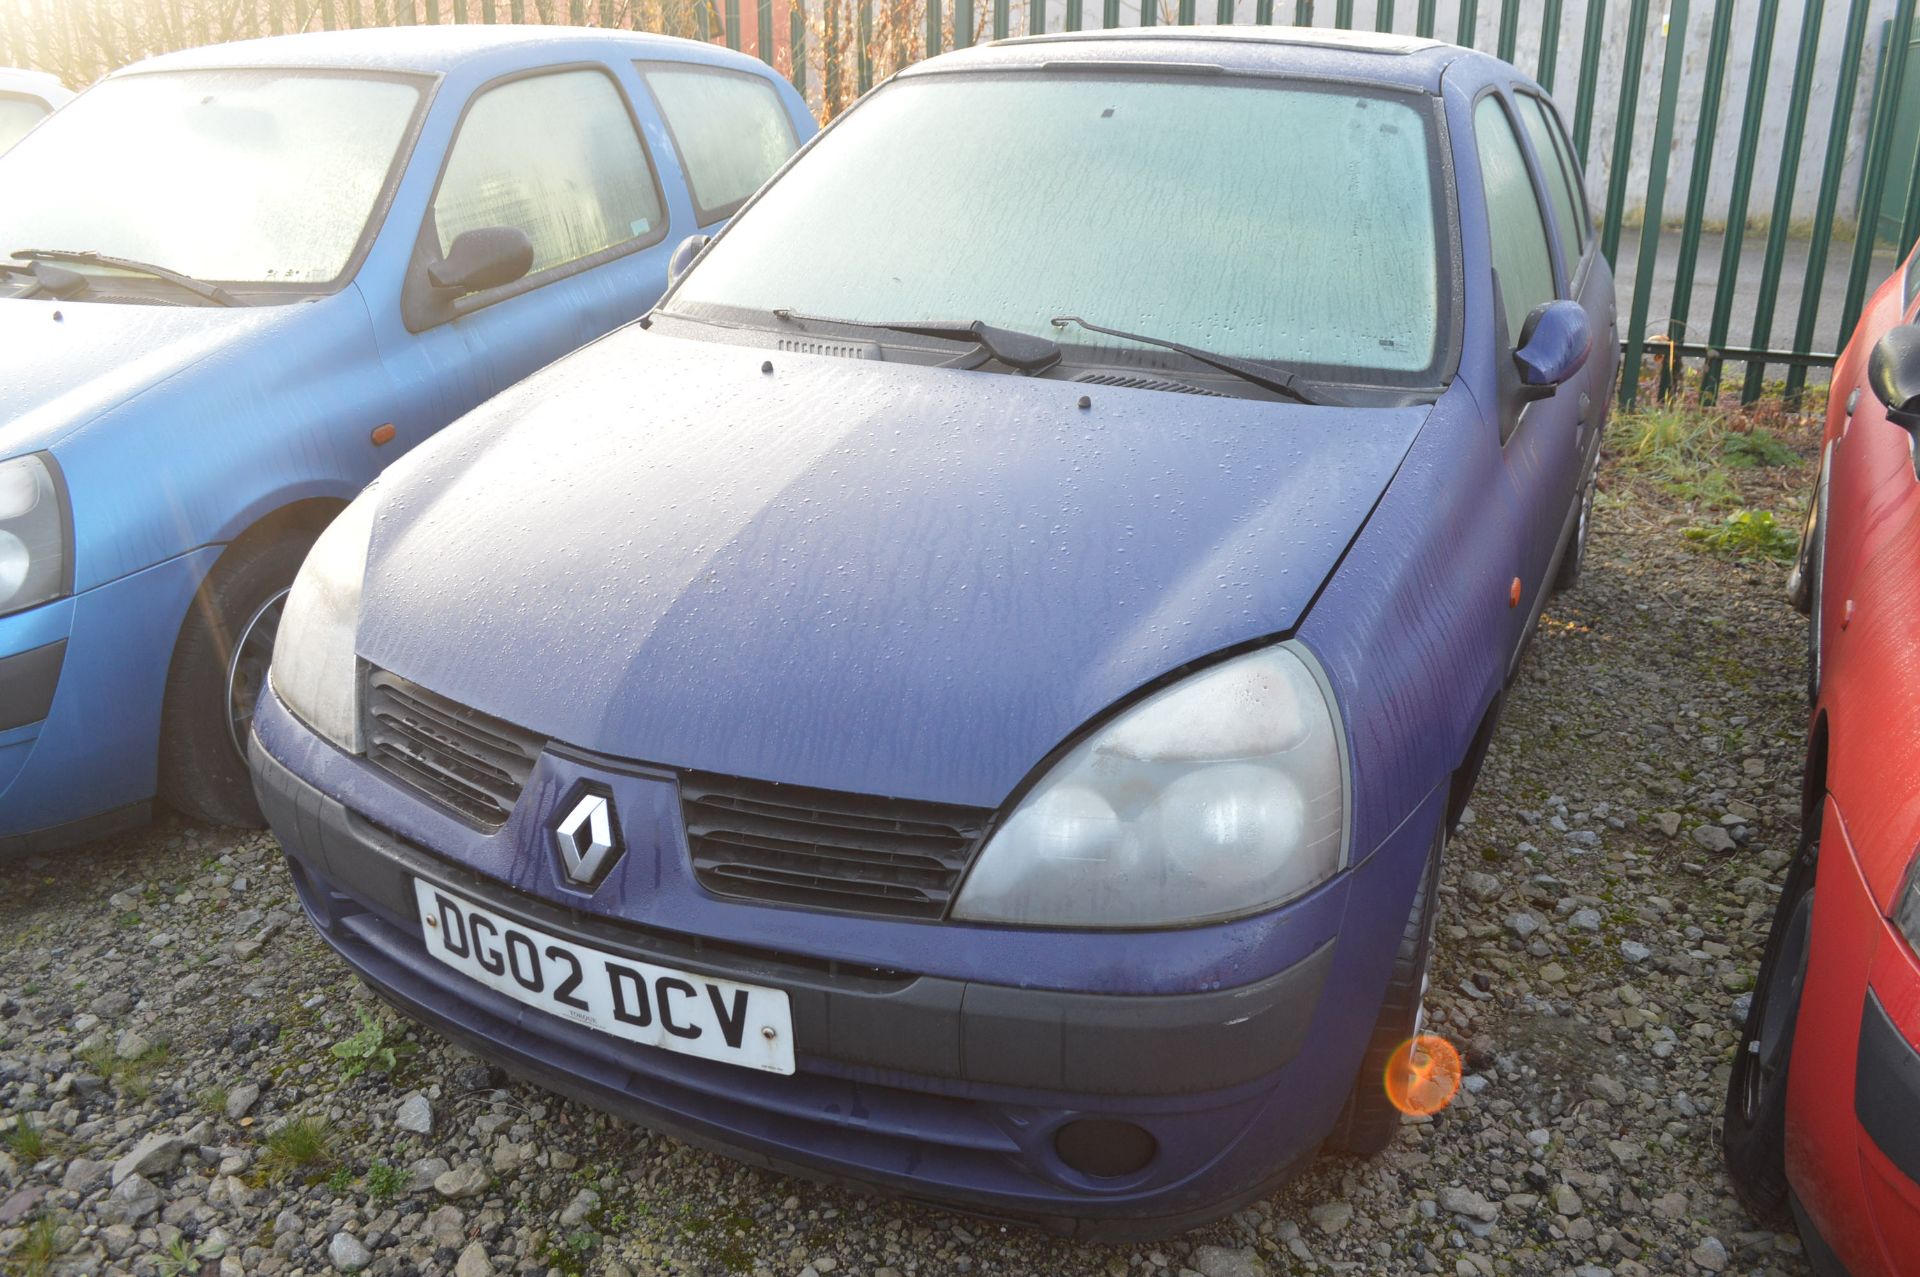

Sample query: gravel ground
[0,409,1822,1277]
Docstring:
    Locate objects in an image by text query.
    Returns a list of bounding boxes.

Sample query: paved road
[1610,226,1902,386]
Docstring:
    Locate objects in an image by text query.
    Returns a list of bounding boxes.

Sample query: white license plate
[413,880,795,1074]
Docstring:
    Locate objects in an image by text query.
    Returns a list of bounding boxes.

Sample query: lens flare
[1384,1034,1462,1117]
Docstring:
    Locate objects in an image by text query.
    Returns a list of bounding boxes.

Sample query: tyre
[1553,464,1598,592]
[1327,820,1445,1157]
[158,531,317,827]
[1722,807,1820,1222]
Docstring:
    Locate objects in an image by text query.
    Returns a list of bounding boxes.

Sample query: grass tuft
[259,1116,334,1180]
[1684,509,1800,561]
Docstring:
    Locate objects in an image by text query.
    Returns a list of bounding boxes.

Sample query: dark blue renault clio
[251,27,1614,1236]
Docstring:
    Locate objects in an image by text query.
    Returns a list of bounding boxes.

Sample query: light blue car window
[0,96,48,153]
[1474,95,1558,342]
[0,71,420,286]
[433,69,664,275]
[641,64,796,225]
[671,74,1446,380]
[1515,94,1584,262]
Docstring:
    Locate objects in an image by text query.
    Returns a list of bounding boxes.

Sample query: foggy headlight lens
[952,643,1347,929]
[270,491,378,753]
[0,454,66,618]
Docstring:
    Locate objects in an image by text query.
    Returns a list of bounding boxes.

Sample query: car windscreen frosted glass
[0,70,420,287]
[671,74,1448,381]
[643,65,796,224]
[0,97,49,153]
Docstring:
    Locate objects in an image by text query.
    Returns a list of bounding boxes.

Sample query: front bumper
[252,684,1439,1236]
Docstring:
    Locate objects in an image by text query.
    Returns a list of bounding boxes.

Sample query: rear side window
[433,68,665,275]
[641,64,797,225]
[1474,94,1558,343]
[1516,93,1586,261]
[0,94,50,152]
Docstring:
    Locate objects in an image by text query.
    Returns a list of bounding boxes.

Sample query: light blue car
[0,27,814,852]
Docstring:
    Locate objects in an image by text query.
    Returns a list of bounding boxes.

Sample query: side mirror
[1869,323,1920,425]
[428,226,534,295]
[1512,299,1593,401]
[667,234,711,290]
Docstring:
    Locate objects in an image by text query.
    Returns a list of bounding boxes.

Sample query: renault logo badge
[553,789,622,888]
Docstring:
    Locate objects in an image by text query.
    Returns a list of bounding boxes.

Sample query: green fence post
[1661,0,1736,400]
[697,0,710,38]
[1107,0,1122,26]
[1901,105,1920,253]
[425,0,439,24]
[725,0,740,47]
[1218,0,1235,25]
[1845,4,1919,344]
[1456,0,1475,47]
[927,0,941,53]
[825,0,841,98]
[480,0,495,23]
[1072,0,1087,30]
[1293,2,1310,26]
[1784,0,1873,405]
[1535,0,1560,87]
[1599,0,1651,268]
[996,0,1010,36]
[1177,0,1193,25]
[759,0,774,60]
[858,0,872,88]
[956,0,974,43]
[570,0,583,22]
[1496,0,1517,62]
[1375,0,1393,30]
[1700,0,1783,400]
[322,0,336,30]
[1414,0,1434,37]
[1571,0,1606,160]
[1334,0,1352,27]
[1034,0,1049,32]
[1741,0,1827,402]
[1620,0,1690,408]
[791,0,806,87]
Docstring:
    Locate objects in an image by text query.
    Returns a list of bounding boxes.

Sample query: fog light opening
[1052,1119,1158,1179]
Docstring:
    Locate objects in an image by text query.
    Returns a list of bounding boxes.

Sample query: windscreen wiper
[1051,314,1333,406]
[772,308,1061,372]
[10,249,241,307]
[0,258,87,300]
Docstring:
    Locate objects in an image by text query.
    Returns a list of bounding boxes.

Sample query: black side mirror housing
[428,226,534,296]
[1512,299,1593,403]
[1870,323,1920,426]
[667,234,711,291]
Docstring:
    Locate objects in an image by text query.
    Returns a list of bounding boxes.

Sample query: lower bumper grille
[682,773,990,920]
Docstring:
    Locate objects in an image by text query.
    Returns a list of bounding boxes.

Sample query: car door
[1516,90,1615,469]
[400,62,679,400]
[1471,89,1587,665]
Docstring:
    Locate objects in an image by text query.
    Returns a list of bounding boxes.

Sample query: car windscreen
[0,69,423,289]
[0,95,50,153]
[665,70,1453,389]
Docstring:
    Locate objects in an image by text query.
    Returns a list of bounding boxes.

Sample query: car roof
[114,24,777,79]
[901,25,1507,94]
[0,67,73,103]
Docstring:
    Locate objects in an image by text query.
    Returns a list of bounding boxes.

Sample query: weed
[259,1116,333,1180]
[1684,509,1799,562]
[77,1038,171,1099]
[4,1116,46,1161]
[1722,429,1798,468]
[330,1007,415,1080]
[11,1214,62,1277]
[198,1085,229,1118]
[326,1165,356,1194]
[365,1160,405,1202]
[154,1236,199,1277]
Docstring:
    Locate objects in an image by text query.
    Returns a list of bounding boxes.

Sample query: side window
[1474,94,1558,344]
[433,68,664,276]
[0,94,50,153]
[1517,93,1585,261]
[641,64,797,225]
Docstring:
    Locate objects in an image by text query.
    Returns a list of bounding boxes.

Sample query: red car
[1723,249,1920,1275]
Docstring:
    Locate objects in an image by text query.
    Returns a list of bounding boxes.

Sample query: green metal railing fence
[6,0,1920,408]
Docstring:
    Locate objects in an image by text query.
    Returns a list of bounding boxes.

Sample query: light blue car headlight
[952,642,1349,929]
[0,454,67,618]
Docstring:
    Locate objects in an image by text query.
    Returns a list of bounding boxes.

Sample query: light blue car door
[396,61,684,401]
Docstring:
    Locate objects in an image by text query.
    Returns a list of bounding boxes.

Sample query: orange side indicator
[1509,577,1523,608]
[371,423,397,446]
[1384,1033,1463,1117]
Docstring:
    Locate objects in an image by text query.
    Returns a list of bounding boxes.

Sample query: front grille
[364,670,544,829]
[682,773,990,920]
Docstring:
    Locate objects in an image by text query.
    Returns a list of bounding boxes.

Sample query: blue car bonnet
[0,298,302,454]
[357,329,1429,808]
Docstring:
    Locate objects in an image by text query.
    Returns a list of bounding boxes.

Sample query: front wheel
[158,533,316,827]
[1327,820,1445,1157]
[1554,464,1598,592]
[1722,806,1820,1221]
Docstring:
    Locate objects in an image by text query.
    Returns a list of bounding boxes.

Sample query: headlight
[0,454,67,618]
[952,643,1347,929]
[269,490,378,753]
[1897,852,1920,956]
